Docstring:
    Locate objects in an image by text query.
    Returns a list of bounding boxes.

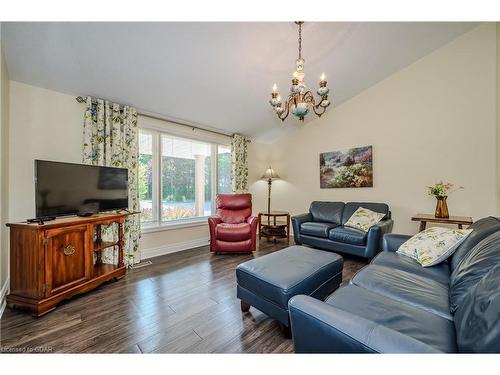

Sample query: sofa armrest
[365,219,394,259]
[382,233,412,252]
[288,295,441,353]
[291,213,312,245]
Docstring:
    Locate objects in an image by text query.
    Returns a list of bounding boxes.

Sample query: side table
[258,211,290,244]
[411,213,473,232]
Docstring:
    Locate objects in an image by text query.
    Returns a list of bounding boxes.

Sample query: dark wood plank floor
[0,240,366,353]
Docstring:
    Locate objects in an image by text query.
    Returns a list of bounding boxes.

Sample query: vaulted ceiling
[2,22,478,141]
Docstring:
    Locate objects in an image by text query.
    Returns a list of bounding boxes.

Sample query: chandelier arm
[317,96,331,110]
[313,97,324,109]
[278,106,289,121]
[312,104,327,117]
[303,92,316,106]
[303,91,313,100]
[277,98,291,121]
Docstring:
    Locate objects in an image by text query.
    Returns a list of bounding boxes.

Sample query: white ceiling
[2,22,478,141]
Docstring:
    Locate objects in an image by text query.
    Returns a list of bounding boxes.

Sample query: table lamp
[261,166,280,214]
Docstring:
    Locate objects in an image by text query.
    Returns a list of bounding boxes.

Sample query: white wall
[249,23,498,235]
[9,82,83,219]
[8,81,210,258]
[1,31,11,314]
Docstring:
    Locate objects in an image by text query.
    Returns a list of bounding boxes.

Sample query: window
[217,145,231,194]
[138,128,231,227]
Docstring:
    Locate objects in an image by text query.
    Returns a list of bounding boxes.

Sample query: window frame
[139,124,231,233]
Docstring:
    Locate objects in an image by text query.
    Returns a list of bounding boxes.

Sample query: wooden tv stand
[6,212,130,316]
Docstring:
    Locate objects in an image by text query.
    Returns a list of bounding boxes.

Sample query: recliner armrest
[247,215,258,227]
[291,213,313,245]
[382,233,412,252]
[365,219,394,259]
[208,216,222,227]
[208,216,222,252]
[247,215,258,251]
[289,295,441,353]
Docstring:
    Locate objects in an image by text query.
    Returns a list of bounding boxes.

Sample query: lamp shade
[261,166,280,180]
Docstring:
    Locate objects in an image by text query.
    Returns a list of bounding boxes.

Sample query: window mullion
[154,131,161,225]
[211,144,217,215]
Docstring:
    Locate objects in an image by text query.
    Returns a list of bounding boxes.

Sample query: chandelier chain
[298,22,302,60]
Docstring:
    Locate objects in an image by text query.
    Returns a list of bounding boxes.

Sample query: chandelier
[269,21,331,122]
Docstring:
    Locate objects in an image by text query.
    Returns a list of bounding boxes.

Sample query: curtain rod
[75,96,251,142]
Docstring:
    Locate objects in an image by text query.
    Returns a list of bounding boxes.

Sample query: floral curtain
[230,134,249,193]
[82,97,141,266]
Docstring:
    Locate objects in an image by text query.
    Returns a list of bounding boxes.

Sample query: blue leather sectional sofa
[289,216,500,353]
[292,202,393,260]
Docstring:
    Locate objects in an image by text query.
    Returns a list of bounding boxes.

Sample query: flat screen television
[35,160,129,218]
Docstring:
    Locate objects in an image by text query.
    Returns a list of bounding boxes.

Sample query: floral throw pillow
[344,207,386,232]
[397,227,473,267]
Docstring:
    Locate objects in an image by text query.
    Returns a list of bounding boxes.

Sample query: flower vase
[435,196,449,218]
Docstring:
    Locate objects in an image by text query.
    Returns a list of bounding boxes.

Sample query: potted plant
[427,181,463,218]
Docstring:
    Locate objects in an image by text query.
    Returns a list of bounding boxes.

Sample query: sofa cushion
[236,245,343,309]
[329,226,367,246]
[215,222,251,242]
[371,252,450,285]
[300,222,338,238]
[325,285,457,353]
[309,201,345,225]
[344,207,386,232]
[350,265,451,320]
[450,231,500,313]
[450,216,500,271]
[454,263,500,353]
[396,227,472,267]
[342,202,389,224]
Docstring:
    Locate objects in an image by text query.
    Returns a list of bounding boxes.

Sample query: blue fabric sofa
[288,216,500,353]
[292,202,393,260]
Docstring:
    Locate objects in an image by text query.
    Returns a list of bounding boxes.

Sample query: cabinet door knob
[63,245,76,256]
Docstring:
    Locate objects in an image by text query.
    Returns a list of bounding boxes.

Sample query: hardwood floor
[0,240,366,353]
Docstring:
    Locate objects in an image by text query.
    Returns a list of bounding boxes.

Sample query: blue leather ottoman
[236,245,343,328]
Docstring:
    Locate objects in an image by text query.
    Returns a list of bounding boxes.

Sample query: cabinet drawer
[44,225,92,296]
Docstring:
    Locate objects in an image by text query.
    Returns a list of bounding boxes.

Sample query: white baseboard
[0,277,9,319]
[141,237,209,260]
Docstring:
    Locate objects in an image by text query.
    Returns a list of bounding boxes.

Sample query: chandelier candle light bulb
[269,21,331,122]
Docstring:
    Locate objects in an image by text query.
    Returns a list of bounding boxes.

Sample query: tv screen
[35,160,129,218]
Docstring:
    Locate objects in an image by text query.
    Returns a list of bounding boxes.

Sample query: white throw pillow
[344,207,386,232]
[397,227,473,267]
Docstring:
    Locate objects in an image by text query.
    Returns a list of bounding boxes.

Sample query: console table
[6,212,132,316]
[258,211,290,244]
[411,213,473,232]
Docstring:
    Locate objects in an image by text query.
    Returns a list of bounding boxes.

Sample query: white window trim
[139,121,231,232]
[139,115,231,146]
[141,217,208,233]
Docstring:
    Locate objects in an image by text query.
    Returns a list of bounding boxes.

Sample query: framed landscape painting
[320,145,373,188]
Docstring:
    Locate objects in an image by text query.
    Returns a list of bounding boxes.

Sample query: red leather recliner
[208,193,258,253]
